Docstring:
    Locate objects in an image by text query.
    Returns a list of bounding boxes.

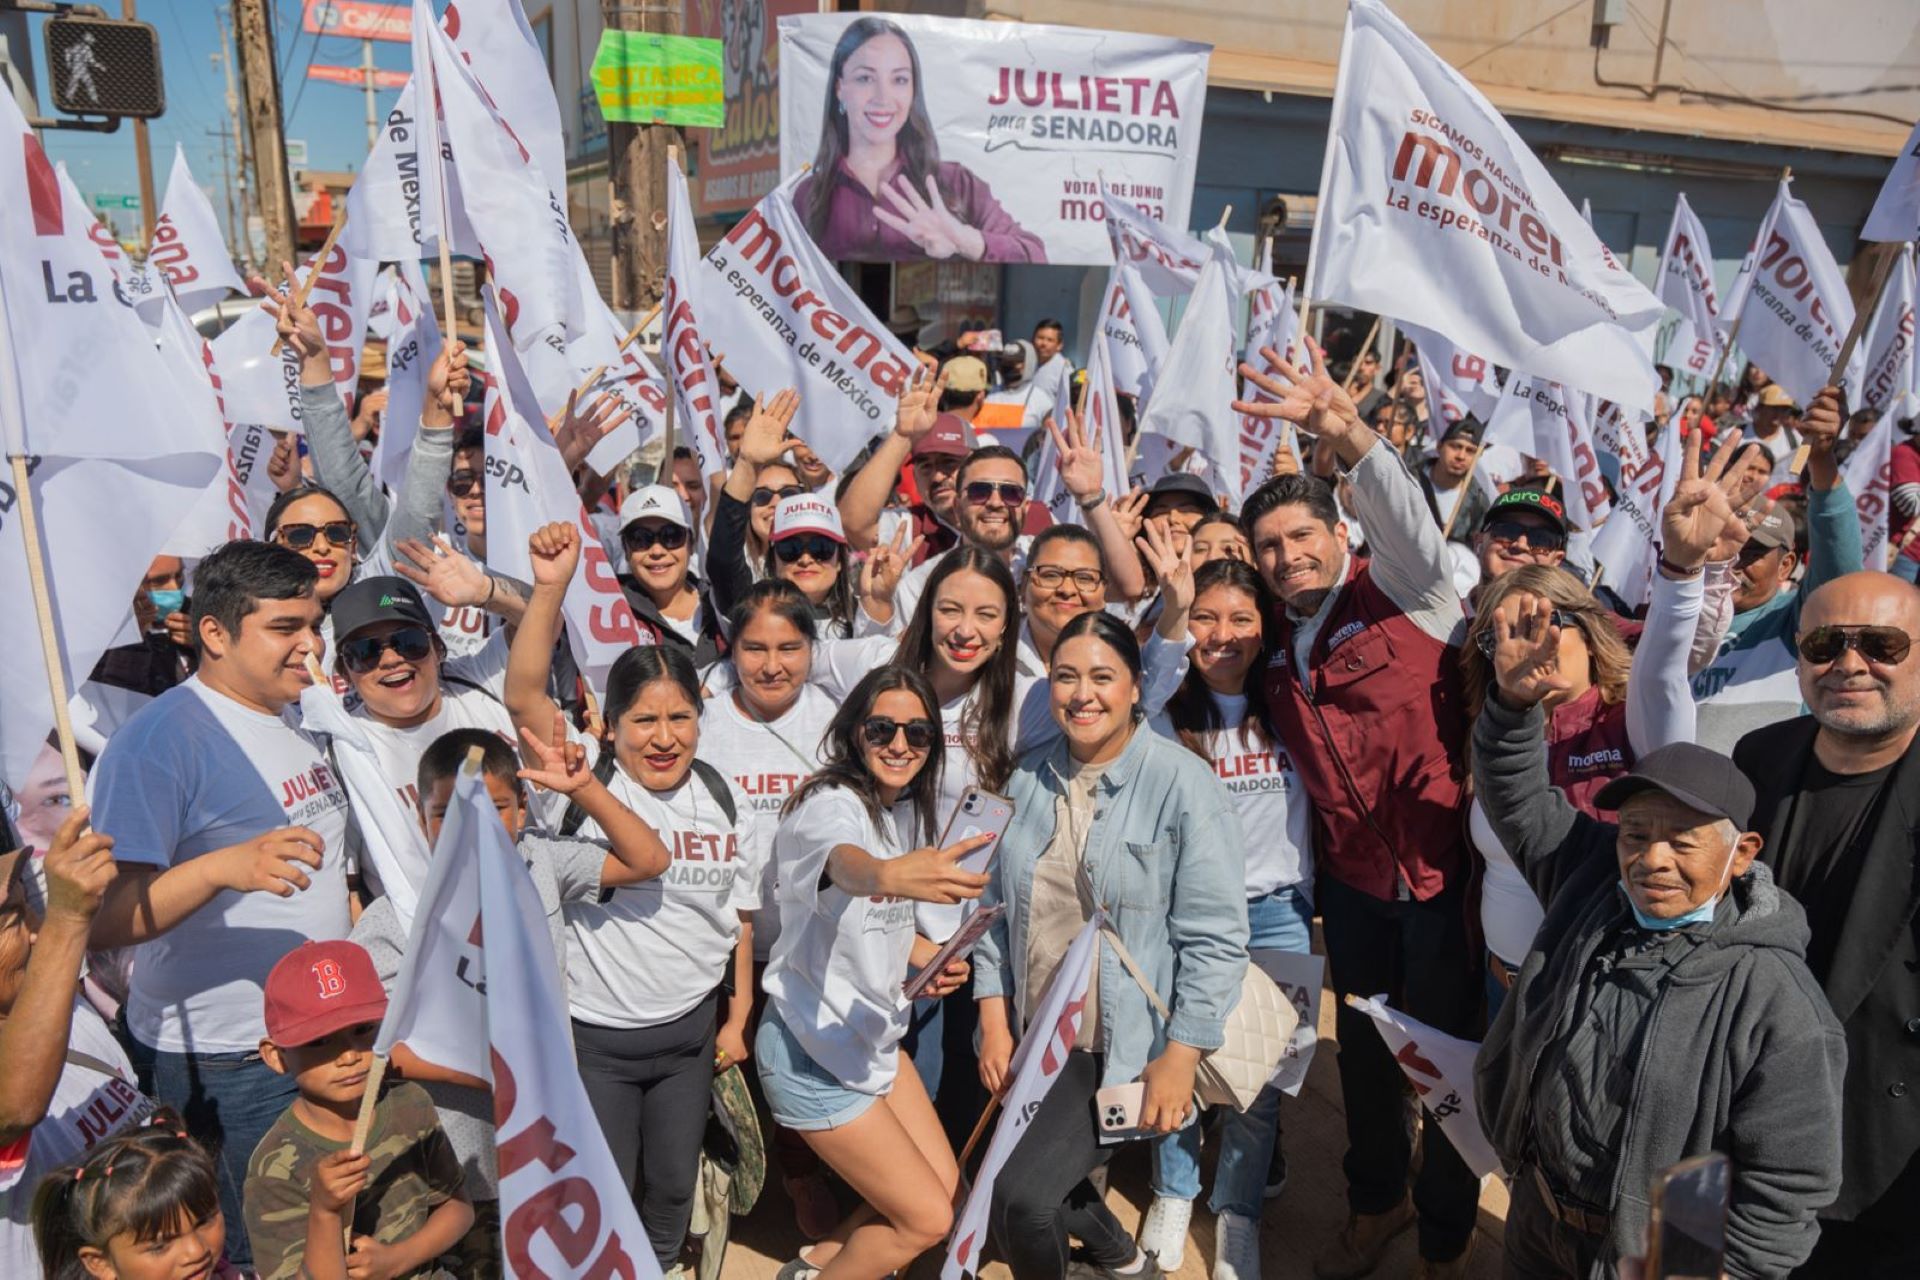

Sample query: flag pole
[1343,316,1383,395]
[570,299,665,403]
[1787,240,1896,478]
[1702,166,1791,398]
[659,146,683,469]
[268,210,347,357]
[1439,445,1484,540]
[9,457,86,800]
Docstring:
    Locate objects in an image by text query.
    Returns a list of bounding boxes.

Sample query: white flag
[481,295,646,692]
[664,161,729,479]
[697,172,917,472]
[1656,194,1723,384]
[1310,0,1663,407]
[1863,118,1920,244]
[1255,949,1325,1098]
[374,260,440,494]
[301,680,434,928]
[139,145,247,317]
[152,295,279,560]
[55,163,132,285]
[1591,396,1651,473]
[207,242,374,433]
[1139,251,1241,506]
[1241,255,1296,376]
[1347,994,1502,1178]
[0,101,225,790]
[1718,180,1857,405]
[1102,182,1275,300]
[1857,244,1918,420]
[1842,411,1897,570]
[375,762,664,1277]
[1590,413,1684,607]
[1106,262,1170,406]
[945,915,1102,1280]
[1400,321,1500,429]
[441,0,567,202]
[1484,377,1612,529]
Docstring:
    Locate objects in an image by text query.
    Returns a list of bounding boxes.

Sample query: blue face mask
[148,588,186,618]
[1629,895,1719,931]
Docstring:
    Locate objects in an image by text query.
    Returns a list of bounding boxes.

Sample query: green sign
[589,31,724,127]
[89,193,141,211]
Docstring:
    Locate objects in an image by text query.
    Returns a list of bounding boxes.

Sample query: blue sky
[36,2,414,239]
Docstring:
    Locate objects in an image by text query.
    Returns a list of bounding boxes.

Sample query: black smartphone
[1647,1153,1730,1280]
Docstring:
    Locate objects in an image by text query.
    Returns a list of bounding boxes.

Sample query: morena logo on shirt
[1327,619,1367,650]
[1565,746,1624,773]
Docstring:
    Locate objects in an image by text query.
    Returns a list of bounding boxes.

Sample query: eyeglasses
[622,523,691,554]
[1482,520,1565,554]
[274,521,356,551]
[963,481,1026,507]
[773,534,841,564]
[339,625,435,674]
[1798,625,1919,666]
[1474,609,1580,658]
[446,470,482,498]
[860,716,939,751]
[751,484,807,508]
[1029,564,1105,594]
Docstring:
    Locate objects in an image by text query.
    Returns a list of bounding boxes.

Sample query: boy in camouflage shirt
[243,940,472,1280]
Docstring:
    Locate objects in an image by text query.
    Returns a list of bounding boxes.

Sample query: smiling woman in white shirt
[758,665,994,1280]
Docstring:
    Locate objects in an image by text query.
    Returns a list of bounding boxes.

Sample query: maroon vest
[1261,557,1471,902]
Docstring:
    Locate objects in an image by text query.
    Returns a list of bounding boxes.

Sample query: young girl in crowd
[757,665,991,1280]
[505,522,756,1272]
[1139,557,1314,1278]
[32,1115,236,1280]
[974,611,1248,1280]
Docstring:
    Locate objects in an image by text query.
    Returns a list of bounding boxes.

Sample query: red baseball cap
[911,413,977,460]
[263,941,389,1047]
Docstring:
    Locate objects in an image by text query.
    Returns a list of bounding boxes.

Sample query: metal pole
[362,38,377,150]
[122,0,157,243]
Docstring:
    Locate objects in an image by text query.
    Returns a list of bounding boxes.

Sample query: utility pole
[362,38,377,149]
[215,7,256,256]
[207,126,239,248]
[122,0,157,241]
[601,0,681,314]
[232,0,295,267]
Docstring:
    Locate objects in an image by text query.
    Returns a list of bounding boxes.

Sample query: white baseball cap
[771,493,846,544]
[618,484,692,531]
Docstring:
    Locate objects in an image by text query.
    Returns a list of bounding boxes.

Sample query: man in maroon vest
[1237,343,1479,1279]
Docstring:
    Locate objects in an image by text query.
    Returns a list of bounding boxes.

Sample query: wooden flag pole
[1789,240,1899,477]
[658,147,684,468]
[1343,316,1383,395]
[268,212,347,357]
[956,1091,1002,1169]
[570,300,666,403]
[9,455,87,800]
[1439,445,1485,540]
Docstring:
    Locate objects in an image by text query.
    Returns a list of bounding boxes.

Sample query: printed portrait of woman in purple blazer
[795,17,1048,265]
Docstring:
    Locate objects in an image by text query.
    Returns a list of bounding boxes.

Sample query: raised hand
[527,521,581,589]
[1270,430,1303,478]
[1798,385,1845,459]
[251,262,327,376]
[857,520,923,617]
[1490,593,1575,709]
[1046,408,1105,502]
[425,340,471,424]
[266,433,301,492]
[893,363,946,444]
[393,535,491,608]
[40,807,116,925]
[517,714,591,795]
[1136,519,1193,616]
[350,387,389,442]
[737,389,803,468]
[1232,337,1366,455]
[1662,424,1747,572]
[872,174,986,261]
[550,388,633,472]
[1107,485,1149,544]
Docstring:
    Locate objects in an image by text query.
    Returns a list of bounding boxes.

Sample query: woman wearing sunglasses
[974,610,1248,1280]
[616,484,728,665]
[708,392,814,594]
[757,665,994,1280]
[506,521,759,1273]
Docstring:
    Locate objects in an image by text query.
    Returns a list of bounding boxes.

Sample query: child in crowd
[32,1112,237,1280]
[349,724,674,1277]
[242,940,473,1280]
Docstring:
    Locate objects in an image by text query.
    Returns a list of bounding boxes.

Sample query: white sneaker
[1213,1211,1261,1280]
[1138,1195,1193,1273]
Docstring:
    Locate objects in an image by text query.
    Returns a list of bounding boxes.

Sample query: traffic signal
[44,16,165,120]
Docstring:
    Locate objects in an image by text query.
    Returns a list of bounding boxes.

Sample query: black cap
[1145,472,1217,511]
[1481,488,1567,535]
[330,576,434,642]
[1438,415,1484,445]
[1592,742,1756,830]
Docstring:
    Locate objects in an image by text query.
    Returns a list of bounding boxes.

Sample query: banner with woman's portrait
[778,12,1210,266]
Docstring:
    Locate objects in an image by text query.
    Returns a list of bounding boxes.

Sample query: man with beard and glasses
[1733,570,1920,1278]
[1234,340,1479,1279]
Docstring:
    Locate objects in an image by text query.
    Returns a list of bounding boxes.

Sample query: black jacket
[617,572,727,668]
[1735,715,1920,1221]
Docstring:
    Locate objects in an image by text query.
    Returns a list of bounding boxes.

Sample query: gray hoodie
[1472,694,1846,1278]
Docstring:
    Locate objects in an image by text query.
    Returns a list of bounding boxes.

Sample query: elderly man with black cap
[1472,591,1846,1279]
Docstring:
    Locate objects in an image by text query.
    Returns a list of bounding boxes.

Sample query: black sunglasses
[860,716,939,751]
[773,534,841,564]
[274,520,356,550]
[964,481,1026,507]
[622,523,691,553]
[446,470,482,497]
[751,484,807,508]
[1482,520,1565,553]
[1798,625,1918,666]
[1475,609,1580,658]
[339,625,435,674]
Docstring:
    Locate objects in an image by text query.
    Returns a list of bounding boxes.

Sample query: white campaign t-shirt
[698,686,836,961]
[0,1003,154,1277]
[89,677,353,1052]
[564,743,760,1028]
[1149,691,1312,901]
[345,630,516,814]
[763,785,917,1096]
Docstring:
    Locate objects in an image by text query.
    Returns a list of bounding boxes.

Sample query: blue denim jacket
[974,723,1250,1088]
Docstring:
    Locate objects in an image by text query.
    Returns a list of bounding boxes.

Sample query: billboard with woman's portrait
[778,13,1210,266]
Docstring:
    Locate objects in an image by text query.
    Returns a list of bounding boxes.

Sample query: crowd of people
[2,291,1917,1280]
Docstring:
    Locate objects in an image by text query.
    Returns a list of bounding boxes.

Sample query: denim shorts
[756,1004,883,1132]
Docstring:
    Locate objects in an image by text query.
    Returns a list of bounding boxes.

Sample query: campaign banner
[1590,413,1682,608]
[1348,994,1502,1179]
[1400,320,1500,430]
[1857,243,1917,419]
[686,0,817,217]
[1718,180,1858,406]
[1254,949,1324,1097]
[1484,376,1612,530]
[778,12,1209,266]
[1863,117,1920,244]
[1656,194,1722,383]
[1842,412,1896,570]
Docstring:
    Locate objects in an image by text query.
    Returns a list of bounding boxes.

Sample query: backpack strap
[690,758,737,826]
[558,745,621,838]
[563,752,737,836]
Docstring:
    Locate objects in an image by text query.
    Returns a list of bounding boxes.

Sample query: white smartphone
[1095,1082,1146,1135]
[939,788,1015,876]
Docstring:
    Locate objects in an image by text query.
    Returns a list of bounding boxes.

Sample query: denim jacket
[974,723,1250,1089]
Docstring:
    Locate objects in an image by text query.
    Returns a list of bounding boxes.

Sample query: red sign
[301,0,411,43]
[684,0,815,217]
[307,63,409,90]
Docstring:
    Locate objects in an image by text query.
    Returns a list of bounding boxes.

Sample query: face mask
[148,588,186,618]
[1624,839,1736,932]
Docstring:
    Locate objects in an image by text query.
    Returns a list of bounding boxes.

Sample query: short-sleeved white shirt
[89,677,353,1052]
[344,630,516,814]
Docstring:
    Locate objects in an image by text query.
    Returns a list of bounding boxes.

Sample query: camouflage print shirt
[243,1081,465,1280]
